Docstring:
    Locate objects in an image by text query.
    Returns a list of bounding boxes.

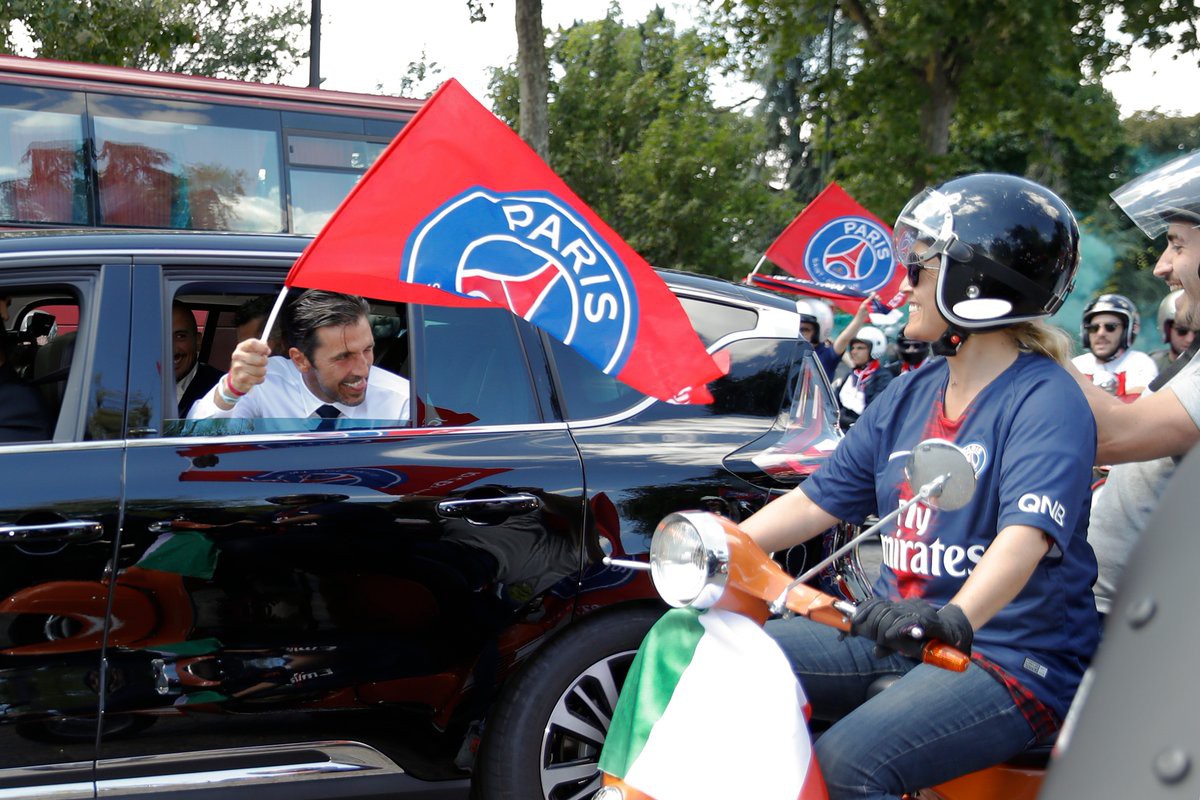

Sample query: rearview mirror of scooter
[784,438,977,594]
[904,438,976,511]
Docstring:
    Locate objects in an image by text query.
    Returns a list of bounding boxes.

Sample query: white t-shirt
[1089,352,1200,613]
[188,356,410,422]
[1071,348,1159,396]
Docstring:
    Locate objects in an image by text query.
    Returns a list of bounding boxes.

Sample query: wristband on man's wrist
[217,377,240,406]
[224,374,246,397]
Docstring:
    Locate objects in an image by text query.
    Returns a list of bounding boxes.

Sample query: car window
[549,294,765,420]
[677,296,759,347]
[0,283,82,444]
[167,285,413,436]
[410,304,540,427]
[546,333,645,420]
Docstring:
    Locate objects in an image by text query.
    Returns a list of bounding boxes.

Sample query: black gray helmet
[893,173,1080,330]
[1081,293,1139,350]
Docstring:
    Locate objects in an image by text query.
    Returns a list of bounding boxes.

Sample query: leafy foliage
[491,8,793,277]
[0,0,307,82]
[705,0,1195,222]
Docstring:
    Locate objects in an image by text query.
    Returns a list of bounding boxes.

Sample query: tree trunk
[515,0,549,160]
[914,48,959,190]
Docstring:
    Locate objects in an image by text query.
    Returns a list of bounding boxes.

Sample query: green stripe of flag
[599,607,706,778]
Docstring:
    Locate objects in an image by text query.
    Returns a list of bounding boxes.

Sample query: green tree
[491,8,792,277]
[0,0,307,82]
[706,0,1195,219]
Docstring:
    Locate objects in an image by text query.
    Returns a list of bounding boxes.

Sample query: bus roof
[0,53,424,118]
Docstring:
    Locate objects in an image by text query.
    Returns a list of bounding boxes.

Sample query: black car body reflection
[0,232,842,799]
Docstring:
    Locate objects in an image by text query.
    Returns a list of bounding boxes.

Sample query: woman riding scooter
[741,174,1100,800]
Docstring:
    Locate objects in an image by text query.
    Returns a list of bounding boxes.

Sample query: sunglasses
[1085,322,1121,334]
[906,262,939,287]
[1172,324,1195,336]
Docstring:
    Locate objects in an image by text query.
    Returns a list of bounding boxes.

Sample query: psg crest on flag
[402,187,638,375]
[803,216,896,293]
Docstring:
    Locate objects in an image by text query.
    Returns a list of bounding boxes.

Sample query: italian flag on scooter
[599,606,827,800]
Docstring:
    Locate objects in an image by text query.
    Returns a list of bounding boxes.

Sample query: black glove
[851,598,973,659]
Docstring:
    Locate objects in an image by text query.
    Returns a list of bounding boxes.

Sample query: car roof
[0,229,311,257]
[0,230,798,312]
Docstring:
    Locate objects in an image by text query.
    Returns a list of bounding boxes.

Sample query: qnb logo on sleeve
[1017,493,1067,526]
[402,187,637,375]
[804,216,895,291]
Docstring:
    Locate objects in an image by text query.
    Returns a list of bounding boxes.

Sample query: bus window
[93,112,285,232]
[0,56,420,233]
[287,134,387,234]
[0,88,88,226]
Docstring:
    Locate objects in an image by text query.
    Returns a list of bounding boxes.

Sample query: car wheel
[473,604,662,800]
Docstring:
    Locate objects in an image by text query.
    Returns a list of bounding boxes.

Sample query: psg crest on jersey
[402,187,637,376]
[803,216,896,293]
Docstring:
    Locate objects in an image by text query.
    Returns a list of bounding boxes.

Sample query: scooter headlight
[650,512,730,608]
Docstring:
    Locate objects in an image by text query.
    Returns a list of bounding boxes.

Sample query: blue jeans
[766,616,1037,800]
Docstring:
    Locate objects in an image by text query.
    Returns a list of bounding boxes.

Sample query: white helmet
[795,298,834,343]
[851,325,888,360]
[1158,289,1185,343]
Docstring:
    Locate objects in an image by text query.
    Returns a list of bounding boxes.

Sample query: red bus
[0,55,422,234]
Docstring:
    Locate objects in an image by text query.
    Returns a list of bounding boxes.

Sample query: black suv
[0,231,841,800]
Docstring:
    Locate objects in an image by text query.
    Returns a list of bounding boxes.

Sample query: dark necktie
[314,404,341,431]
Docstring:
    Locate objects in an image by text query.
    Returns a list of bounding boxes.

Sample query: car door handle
[436,493,541,520]
[0,519,105,544]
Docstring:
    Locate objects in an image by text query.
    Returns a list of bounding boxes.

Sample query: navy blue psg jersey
[805,352,1099,719]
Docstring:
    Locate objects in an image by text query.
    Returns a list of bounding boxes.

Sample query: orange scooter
[596,439,1047,800]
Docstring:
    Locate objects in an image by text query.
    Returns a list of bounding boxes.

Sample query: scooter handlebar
[922,640,970,672]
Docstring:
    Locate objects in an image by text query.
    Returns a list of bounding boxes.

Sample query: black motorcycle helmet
[893,173,1080,334]
[1080,293,1139,351]
[896,333,930,365]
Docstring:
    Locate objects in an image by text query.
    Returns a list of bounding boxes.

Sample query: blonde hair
[1007,319,1073,366]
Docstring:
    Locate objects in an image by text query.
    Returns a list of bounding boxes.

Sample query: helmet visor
[1112,149,1200,239]
[894,188,956,268]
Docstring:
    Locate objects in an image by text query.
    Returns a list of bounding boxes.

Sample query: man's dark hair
[233,295,274,329]
[283,290,371,362]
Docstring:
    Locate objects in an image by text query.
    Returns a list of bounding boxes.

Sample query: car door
[106,262,586,797]
[0,259,133,797]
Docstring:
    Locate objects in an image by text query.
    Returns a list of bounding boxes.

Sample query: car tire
[472,604,662,800]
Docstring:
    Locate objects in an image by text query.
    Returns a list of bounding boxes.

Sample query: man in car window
[233,295,285,356]
[188,290,410,424]
[174,301,223,417]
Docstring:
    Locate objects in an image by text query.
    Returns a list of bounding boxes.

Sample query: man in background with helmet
[830,323,891,430]
[1149,288,1196,372]
[794,297,840,378]
[889,333,931,376]
[1078,150,1200,616]
[1072,293,1158,400]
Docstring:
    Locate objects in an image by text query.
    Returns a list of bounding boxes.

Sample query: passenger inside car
[188,290,411,426]
[0,325,53,442]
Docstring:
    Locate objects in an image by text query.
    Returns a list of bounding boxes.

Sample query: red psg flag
[285,79,725,403]
[761,182,906,314]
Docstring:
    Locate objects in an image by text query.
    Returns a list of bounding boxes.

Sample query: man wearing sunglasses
[888,333,931,376]
[1071,293,1158,401]
[1149,288,1196,373]
[1078,149,1200,617]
